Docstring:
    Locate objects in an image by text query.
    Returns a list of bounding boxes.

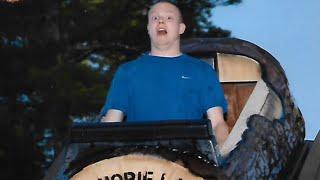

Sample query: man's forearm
[212,120,229,148]
[207,107,229,148]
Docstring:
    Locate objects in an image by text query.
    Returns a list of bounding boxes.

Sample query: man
[100,1,229,147]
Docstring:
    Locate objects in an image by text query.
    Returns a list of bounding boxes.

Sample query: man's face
[147,2,186,48]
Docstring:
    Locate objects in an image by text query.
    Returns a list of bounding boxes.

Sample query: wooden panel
[217,53,261,82]
[222,82,256,131]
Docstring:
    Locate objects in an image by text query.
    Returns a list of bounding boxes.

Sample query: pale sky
[212,0,320,140]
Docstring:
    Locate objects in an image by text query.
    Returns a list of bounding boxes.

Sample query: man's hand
[207,107,229,148]
[101,109,124,122]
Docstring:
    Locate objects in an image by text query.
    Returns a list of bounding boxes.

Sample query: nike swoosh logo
[181,75,191,79]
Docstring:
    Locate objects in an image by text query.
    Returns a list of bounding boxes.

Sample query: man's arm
[207,107,229,148]
[101,109,124,122]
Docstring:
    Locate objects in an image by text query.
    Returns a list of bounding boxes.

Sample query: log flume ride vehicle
[44,38,319,180]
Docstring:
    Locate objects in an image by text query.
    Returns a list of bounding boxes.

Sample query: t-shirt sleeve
[201,66,228,113]
[100,65,129,116]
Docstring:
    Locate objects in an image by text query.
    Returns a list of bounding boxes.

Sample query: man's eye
[152,16,159,20]
[167,16,173,20]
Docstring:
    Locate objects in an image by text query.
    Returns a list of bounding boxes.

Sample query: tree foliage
[0,0,241,179]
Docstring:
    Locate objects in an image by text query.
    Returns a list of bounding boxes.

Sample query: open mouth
[157,28,167,36]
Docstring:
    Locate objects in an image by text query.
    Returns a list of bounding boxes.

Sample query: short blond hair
[148,0,183,23]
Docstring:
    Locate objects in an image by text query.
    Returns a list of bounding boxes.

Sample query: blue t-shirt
[101,54,227,122]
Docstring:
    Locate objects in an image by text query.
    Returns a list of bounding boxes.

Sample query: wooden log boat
[45,38,311,180]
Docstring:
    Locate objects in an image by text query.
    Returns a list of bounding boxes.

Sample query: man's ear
[179,23,186,35]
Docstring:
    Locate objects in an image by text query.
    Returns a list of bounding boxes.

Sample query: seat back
[220,80,283,156]
[196,53,283,157]
[216,53,262,131]
[222,82,256,131]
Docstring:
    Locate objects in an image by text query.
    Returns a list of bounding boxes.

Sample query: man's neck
[150,49,182,57]
[150,40,182,57]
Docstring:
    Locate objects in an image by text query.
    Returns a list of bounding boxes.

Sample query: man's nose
[158,16,165,23]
